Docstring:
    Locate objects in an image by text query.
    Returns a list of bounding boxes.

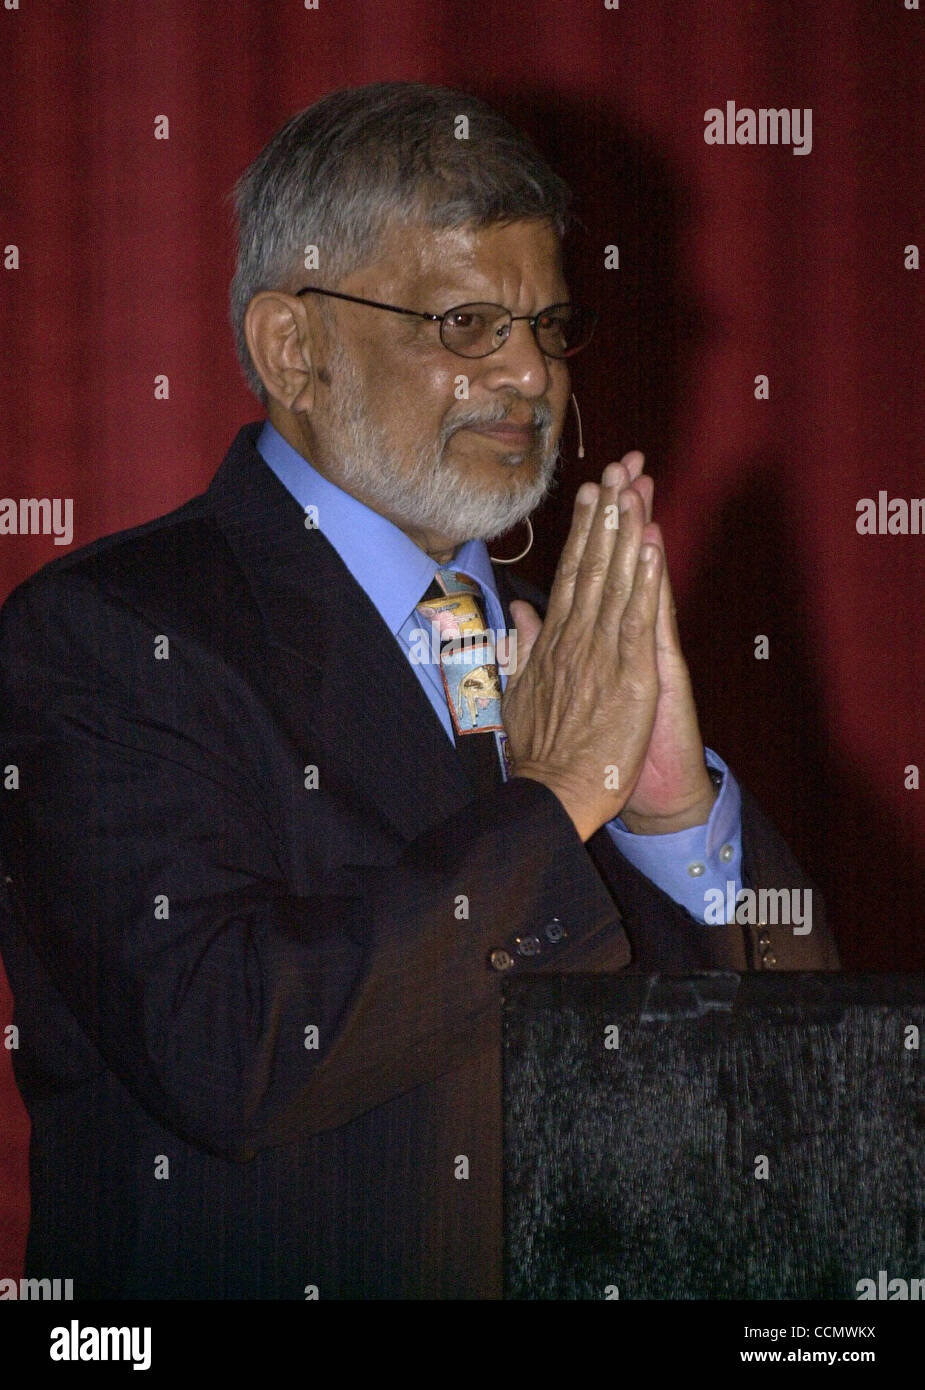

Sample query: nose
[478,319,554,399]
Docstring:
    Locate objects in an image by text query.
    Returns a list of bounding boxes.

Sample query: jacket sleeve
[585,782,840,972]
[0,569,629,1162]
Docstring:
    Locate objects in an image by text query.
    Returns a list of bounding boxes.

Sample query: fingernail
[602,463,623,488]
[577,482,598,505]
[641,544,658,563]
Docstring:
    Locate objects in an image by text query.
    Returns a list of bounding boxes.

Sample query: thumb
[502,599,543,678]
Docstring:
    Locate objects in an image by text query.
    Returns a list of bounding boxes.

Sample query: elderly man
[0,82,837,1300]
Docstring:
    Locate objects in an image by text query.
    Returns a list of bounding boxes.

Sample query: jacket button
[515,934,542,957]
[761,951,778,967]
[544,918,566,943]
[489,948,515,972]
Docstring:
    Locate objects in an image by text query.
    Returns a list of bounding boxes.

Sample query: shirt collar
[255,420,502,635]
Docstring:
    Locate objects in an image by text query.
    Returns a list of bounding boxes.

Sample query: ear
[244,291,319,414]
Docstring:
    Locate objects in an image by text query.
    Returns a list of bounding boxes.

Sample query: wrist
[620,777,718,836]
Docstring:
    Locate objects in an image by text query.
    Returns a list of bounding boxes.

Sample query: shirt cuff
[605,750,743,924]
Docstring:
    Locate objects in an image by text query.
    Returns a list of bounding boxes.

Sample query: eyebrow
[420,286,572,310]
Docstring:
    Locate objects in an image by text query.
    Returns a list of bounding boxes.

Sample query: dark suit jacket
[0,421,838,1299]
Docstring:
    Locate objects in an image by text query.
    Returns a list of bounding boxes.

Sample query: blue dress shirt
[256,420,743,923]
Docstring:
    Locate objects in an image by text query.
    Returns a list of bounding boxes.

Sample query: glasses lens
[535,305,597,358]
[440,304,512,358]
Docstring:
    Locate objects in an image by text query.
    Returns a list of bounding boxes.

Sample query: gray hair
[228,82,572,404]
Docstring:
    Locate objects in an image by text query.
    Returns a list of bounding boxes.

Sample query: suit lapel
[204,423,472,842]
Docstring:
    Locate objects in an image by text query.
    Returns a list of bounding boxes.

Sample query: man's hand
[503,454,716,842]
[616,512,717,835]
[502,454,663,842]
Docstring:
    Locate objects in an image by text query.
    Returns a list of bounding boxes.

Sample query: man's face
[305,218,572,550]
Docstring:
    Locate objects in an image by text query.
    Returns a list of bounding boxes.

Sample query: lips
[468,421,535,444]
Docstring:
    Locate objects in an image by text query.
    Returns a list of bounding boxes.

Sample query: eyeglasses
[295,286,597,360]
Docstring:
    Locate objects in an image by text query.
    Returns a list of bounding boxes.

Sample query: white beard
[324,343,561,544]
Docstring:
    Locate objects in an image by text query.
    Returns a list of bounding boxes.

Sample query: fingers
[527,449,652,651]
[599,452,652,522]
[640,522,682,656]
[649,526,676,655]
[621,449,645,482]
[614,452,652,521]
[566,465,636,626]
[591,485,650,643]
[633,473,654,525]
[504,599,542,678]
[539,480,601,636]
[617,542,663,672]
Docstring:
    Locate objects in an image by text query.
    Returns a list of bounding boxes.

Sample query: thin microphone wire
[571,394,585,459]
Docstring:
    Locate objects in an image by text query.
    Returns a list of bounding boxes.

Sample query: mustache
[440,398,554,444]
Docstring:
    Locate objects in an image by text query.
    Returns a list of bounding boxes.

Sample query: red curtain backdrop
[0,0,921,1279]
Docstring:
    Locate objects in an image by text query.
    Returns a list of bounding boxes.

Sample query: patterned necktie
[415,567,511,796]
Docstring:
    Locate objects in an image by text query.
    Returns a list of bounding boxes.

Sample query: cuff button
[489,948,515,972]
[515,934,542,957]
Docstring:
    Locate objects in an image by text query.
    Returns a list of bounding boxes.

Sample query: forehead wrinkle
[429,238,567,313]
[346,222,566,315]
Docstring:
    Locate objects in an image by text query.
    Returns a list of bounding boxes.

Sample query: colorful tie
[415,567,512,794]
